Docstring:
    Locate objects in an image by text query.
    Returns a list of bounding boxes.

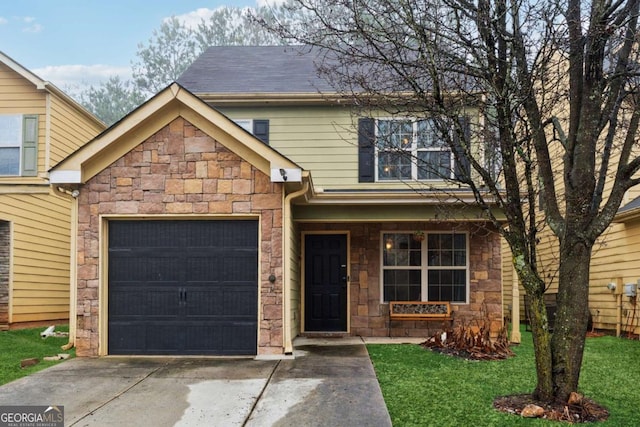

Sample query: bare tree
[265,0,640,403]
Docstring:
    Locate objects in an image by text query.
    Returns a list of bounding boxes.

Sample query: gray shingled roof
[177,46,335,94]
[618,195,640,213]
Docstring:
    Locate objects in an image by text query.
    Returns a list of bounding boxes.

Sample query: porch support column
[511,263,521,343]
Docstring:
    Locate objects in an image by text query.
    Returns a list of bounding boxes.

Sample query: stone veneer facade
[75,117,284,356]
[299,222,503,337]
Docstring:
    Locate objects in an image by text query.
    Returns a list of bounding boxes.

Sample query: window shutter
[358,118,375,182]
[21,115,38,176]
[453,116,471,182]
[253,120,269,145]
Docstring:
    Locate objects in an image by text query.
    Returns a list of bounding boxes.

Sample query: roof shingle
[177,46,334,94]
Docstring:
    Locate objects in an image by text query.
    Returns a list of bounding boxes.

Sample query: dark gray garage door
[108,220,258,355]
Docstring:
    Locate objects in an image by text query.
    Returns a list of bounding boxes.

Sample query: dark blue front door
[304,234,348,331]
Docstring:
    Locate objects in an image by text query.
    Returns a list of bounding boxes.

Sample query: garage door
[108,220,258,355]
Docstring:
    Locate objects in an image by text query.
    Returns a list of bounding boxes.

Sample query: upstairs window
[0,114,38,176]
[233,119,269,145]
[377,118,455,181]
[358,117,470,183]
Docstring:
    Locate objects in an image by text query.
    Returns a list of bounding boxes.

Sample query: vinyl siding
[0,65,47,112]
[48,94,104,167]
[500,118,640,335]
[219,105,481,191]
[289,221,302,339]
[219,105,359,190]
[0,192,71,323]
[588,219,640,334]
[0,61,104,326]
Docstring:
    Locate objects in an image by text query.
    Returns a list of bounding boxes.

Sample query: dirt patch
[494,394,609,423]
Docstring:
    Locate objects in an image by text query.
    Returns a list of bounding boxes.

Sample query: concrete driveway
[0,338,394,426]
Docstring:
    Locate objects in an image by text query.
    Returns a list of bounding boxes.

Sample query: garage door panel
[109,255,182,282]
[223,253,259,281]
[223,323,257,354]
[185,258,224,281]
[182,324,224,353]
[223,287,258,316]
[145,323,183,353]
[183,286,224,316]
[108,220,258,356]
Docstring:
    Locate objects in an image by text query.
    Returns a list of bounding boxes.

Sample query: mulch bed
[493,394,609,423]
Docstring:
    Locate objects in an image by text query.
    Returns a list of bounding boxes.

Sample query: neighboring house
[504,192,640,338]
[589,195,640,336]
[50,46,504,357]
[0,52,105,330]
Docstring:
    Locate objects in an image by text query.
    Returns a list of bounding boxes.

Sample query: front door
[304,234,348,331]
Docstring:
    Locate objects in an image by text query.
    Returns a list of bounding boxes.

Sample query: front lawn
[0,325,74,386]
[368,329,640,426]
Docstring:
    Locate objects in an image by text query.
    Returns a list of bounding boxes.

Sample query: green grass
[368,329,640,426]
[0,325,75,386]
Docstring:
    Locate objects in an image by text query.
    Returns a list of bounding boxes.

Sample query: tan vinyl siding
[588,220,640,335]
[48,94,104,167]
[0,65,46,112]
[0,192,71,323]
[0,58,104,327]
[219,106,361,190]
[219,105,481,190]
[289,221,302,338]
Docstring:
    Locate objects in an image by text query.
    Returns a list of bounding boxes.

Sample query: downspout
[52,186,79,351]
[283,180,309,355]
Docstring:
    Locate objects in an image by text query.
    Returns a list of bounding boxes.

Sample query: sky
[0,1,279,94]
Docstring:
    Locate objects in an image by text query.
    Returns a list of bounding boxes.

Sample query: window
[381,232,468,303]
[233,119,269,145]
[0,114,38,176]
[377,118,454,181]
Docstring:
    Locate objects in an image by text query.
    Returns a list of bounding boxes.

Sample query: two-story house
[50,46,503,357]
[0,51,105,330]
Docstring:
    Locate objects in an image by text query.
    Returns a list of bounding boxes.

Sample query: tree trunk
[525,290,554,401]
[551,238,593,402]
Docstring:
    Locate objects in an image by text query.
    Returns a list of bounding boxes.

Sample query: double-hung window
[382,231,468,303]
[376,118,453,181]
[0,114,38,176]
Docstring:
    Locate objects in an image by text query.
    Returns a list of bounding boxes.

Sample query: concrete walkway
[0,337,399,426]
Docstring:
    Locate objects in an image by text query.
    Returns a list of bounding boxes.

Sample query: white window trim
[374,117,455,182]
[379,230,469,304]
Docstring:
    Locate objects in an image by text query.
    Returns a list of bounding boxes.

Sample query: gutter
[282,180,309,355]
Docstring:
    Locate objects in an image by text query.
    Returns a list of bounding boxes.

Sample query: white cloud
[0,17,8,25]
[256,0,288,6]
[22,23,43,33]
[23,16,36,23]
[170,1,288,29]
[33,64,131,98]
[169,7,220,30]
